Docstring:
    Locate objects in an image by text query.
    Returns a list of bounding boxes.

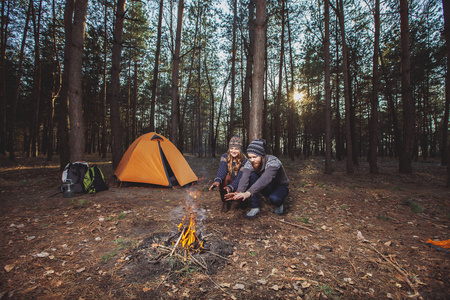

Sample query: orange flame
[177,213,204,252]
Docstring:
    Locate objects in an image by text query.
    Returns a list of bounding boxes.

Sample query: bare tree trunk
[101,0,108,158]
[57,0,74,169]
[399,0,414,173]
[324,0,332,174]
[242,0,255,147]
[179,0,201,153]
[337,0,353,174]
[229,0,237,139]
[442,0,449,167]
[369,0,380,174]
[273,0,284,157]
[132,60,138,142]
[47,0,61,161]
[205,58,215,157]
[30,0,43,157]
[8,0,33,161]
[150,0,164,132]
[125,57,131,147]
[68,0,88,162]
[171,0,184,148]
[286,4,295,161]
[249,0,266,141]
[110,0,126,169]
[0,0,10,155]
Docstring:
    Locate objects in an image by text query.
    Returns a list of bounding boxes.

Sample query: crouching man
[225,139,289,218]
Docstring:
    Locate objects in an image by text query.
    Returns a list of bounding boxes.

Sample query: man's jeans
[248,171,289,208]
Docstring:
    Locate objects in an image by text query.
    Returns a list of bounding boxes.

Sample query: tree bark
[441,0,449,167]
[57,0,74,169]
[47,0,62,161]
[369,0,380,174]
[229,0,237,139]
[274,0,284,157]
[150,0,164,132]
[324,0,332,174]
[171,0,184,148]
[8,0,33,161]
[68,0,89,162]
[249,0,266,141]
[0,0,10,155]
[101,0,108,158]
[337,0,353,174]
[399,0,414,173]
[242,0,255,147]
[30,0,43,157]
[286,4,295,161]
[110,0,126,169]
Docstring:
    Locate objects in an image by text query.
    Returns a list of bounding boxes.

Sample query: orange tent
[114,133,198,187]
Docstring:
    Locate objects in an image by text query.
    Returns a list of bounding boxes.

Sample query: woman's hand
[209,181,220,191]
[224,191,251,201]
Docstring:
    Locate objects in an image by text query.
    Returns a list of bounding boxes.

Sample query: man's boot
[220,190,231,213]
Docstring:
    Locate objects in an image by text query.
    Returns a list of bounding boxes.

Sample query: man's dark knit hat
[247,139,266,157]
[229,135,243,150]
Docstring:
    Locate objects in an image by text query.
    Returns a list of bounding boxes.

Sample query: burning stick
[170,230,184,256]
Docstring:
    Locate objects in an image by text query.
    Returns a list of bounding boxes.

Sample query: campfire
[120,185,235,290]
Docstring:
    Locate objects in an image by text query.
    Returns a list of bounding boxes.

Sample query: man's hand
[209,181,220,191]
[224,191,251,201]
[224,187,231,194]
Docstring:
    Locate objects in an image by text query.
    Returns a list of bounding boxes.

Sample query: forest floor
[0,153,449,300]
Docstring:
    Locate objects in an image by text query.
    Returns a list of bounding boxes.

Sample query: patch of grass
[249,251,257,256]
[117,212,126,220]
[377,215,390,221]
[392,185,405,191]
[100,250,118,263]
[401,197,424,213]
[294,215,310,224]
[176,262,198,279]
[19,179,30,185]
[113,238,138,250]
[348,184,358,190]
[317,283,341,299]
[340,205,348,210]
[71,198,90,209]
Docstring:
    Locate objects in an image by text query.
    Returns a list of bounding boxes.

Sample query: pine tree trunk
[68,0,88,162]
[274,0,284,157]
[249,0,266,141]
[337,0,353,174]
[47,0,61,161]
[171,0,184,148]
[229,0,237,139]
[286,5,295,161]
[8,0,33,161]
[0,0,10,155]
[150,0,164,133]
[324,0,332,174]
[30,0,43,157]
[399,0,414,173]
[441,0,449,167]
[101,0,107,159]
[110,0,126,169]
[242,0,255,147]
[369,0,380,174]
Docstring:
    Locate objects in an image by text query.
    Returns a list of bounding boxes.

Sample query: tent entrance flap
[159,142,177,187]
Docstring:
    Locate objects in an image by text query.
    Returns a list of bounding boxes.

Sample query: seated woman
[209,136,247,212]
